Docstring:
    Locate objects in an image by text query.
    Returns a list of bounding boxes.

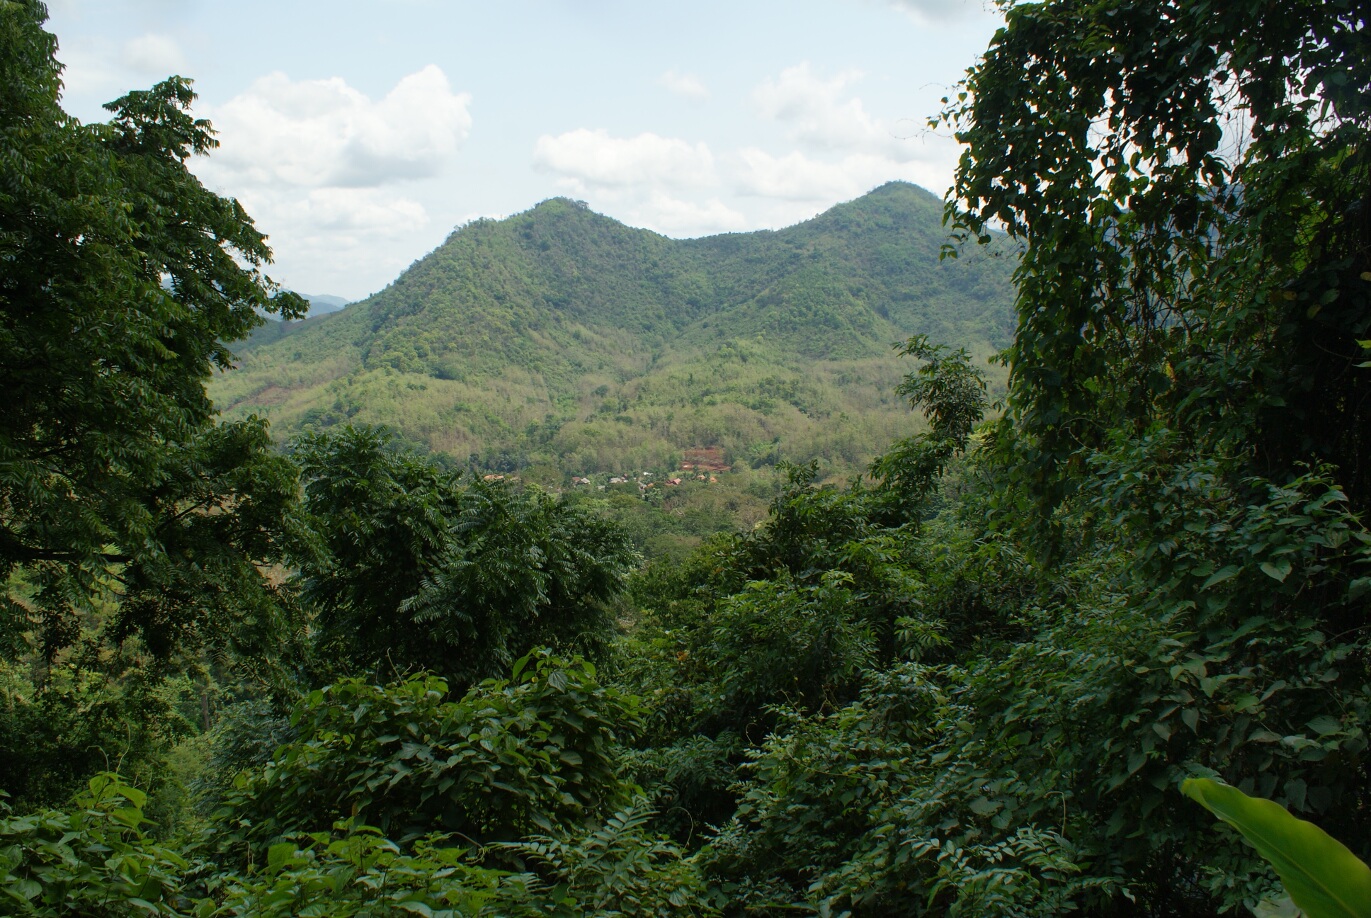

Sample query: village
[477,445,732,494]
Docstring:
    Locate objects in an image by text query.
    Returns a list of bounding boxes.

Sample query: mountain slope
[212,182,1016,477]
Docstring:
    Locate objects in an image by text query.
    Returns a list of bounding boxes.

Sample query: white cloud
[201,66,471,191]
[287,187,428,234]
[207,184,441,298]
[50,36,121,99]
[529,130,737,237]
[628,191,748,236]
[658,69,709,100]
[54,34,193,109]
[752,63,905,157]
[872,0,993,24]
[736,148,871,201]
[734,148,947,202]
[186,67,472,298]
[120,33,186,76]
[733,61,961,207]
[533,129,717,190]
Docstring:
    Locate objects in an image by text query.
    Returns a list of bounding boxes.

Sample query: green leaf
[1307,716,1341,736]
[969,796,1000,815]
[1201,565,1242,590]
[268,842,297,870]
[9,878,41,901]
[112,807,145,829]
[1260,560,1292,583]
[1182,778,1371,918]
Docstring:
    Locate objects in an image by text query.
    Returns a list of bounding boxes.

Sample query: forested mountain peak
[213,181,1016,478]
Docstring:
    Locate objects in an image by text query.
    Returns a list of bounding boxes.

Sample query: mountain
[212,182,1017,483]
[243,293,352,350]
[299,293,349,317]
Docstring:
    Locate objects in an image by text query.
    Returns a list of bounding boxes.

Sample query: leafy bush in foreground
[212,652,640,859]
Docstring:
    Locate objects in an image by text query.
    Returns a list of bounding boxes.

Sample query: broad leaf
[1182,778,1371,918]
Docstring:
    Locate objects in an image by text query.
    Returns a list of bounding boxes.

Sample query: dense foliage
[3,0,1369,915]
[940,0,1371,525]
[0,0,307,809]
[0,0,305,656]
[293,426,637,685]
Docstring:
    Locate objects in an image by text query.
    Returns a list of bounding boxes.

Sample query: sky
[44,0,1004,301]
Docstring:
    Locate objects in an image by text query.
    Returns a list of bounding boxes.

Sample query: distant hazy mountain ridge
[213,182,1016,478]
[300,293,349,317]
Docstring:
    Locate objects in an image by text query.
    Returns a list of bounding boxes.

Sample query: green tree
[0,1,308,811]
[212,652,640,855]
[939,0,1370,523]
[295,426,638,685]
[0,0,306,659]
[869,334,988,516]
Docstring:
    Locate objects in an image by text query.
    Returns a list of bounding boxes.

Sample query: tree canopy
[0,0,305,659]
[294,425,638,687]
[938,0,1370,522]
